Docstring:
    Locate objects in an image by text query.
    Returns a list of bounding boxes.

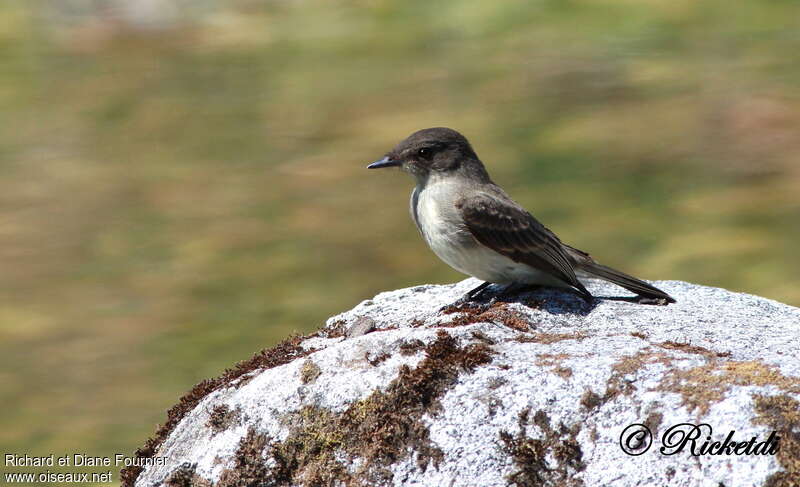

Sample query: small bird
[367,127,675,304]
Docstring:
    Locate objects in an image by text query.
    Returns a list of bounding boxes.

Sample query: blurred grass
[0,0,799,483]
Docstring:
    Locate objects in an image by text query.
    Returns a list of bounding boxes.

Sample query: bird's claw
[439,291,498,314]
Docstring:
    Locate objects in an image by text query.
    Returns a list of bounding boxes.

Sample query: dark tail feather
[579,262,675,303]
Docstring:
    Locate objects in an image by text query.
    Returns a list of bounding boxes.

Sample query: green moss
[500,408,585,487]
[165,463,211,487]
[121,333,316,487]
[299,360,322,384]
[214,330,494,486]
[207,405,240,435]
[752,395,800,487]
[660,360,800,415]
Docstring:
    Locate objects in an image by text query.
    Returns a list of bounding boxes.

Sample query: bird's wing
[456,192,589,295]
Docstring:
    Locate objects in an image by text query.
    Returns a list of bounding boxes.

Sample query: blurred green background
[1,0,798,483]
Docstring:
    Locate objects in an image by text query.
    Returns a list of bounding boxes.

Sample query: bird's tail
[578,261,675,303]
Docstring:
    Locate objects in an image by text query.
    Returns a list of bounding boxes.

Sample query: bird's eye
[417,147,432,158]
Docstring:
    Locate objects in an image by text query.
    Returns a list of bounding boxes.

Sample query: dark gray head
[367,127,491,184]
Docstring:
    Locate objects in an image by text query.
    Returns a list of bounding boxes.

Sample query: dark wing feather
[457,192,590,298]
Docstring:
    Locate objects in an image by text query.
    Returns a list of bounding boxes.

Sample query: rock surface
[124,279,800,487]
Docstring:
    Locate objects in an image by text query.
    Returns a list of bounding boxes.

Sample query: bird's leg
[466,281,492,301]
[441,282,493,313]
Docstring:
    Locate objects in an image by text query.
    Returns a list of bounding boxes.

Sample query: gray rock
[127,279,800,487]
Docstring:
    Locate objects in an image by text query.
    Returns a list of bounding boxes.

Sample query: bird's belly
[414,184,567,287]
[419,216,556,285]
[430,238,562,285]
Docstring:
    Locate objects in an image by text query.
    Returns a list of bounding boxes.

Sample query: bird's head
[367,127,488,184]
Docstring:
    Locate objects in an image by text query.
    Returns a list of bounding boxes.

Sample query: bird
[366,127,675,305]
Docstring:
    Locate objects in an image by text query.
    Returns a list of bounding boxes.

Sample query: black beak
[367,156,400,169]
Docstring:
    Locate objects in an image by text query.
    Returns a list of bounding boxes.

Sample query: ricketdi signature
[660,423,780,456]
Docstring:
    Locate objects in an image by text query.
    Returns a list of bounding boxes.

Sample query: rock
[123,279,800,487]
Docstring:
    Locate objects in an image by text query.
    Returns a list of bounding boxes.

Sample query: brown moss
[399,338,426,355]
[216,330,494,486]
[535,353,570,365]
[164,463,211,487]
[366,351,391,366]
[535,353,574,379]
[600,349,674,405]
[554,367,573,379]
[269,407,350,486]
[500,433,548,486]
[470,329,497,344]
[657,340,732,359]
[630,332,647,340]
[612,349,673,377]
[207,405,240,435]
[518,332,588,345]
[500,408,584,487]
[752,394,800,487]
[324,319,347,338]
[217,427,273,486]
[580,390,602,411]
[120,333,317,487]
[442,302,532,331]
[660,360,800,415]
[299,359,321,384]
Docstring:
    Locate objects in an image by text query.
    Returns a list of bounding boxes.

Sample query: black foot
[439,282,495,313]
[466,282,492,301]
